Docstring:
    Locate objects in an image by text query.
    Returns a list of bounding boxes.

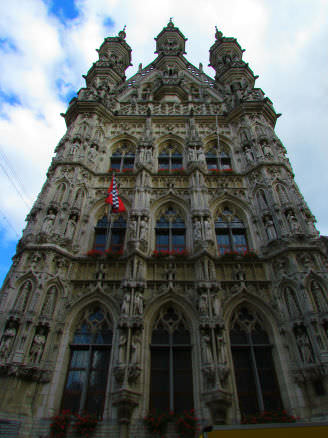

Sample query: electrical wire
[0,209,20,239]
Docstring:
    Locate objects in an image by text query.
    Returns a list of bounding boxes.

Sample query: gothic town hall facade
[0,21,328,438]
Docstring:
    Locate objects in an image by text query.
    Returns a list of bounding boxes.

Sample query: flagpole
[106,203,113,252]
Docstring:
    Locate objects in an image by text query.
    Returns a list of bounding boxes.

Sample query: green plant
[50,410,71,438]
[73,412,98,437]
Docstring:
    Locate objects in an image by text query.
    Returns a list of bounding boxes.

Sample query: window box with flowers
[242,250,258,260]
[105,248,124,257]
[50,410,71,438]
[241,409,297,425]
[73,412,98,437]
[175,409,200,437]
[144,409,175,436]
[122,168,134,174]
[219,250,240,260]
[86,249,104,258]
[153,249,188,258]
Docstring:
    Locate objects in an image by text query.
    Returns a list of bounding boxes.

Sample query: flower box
[105,248,124,257]
[241,409,297,424]
[86,249,103,257]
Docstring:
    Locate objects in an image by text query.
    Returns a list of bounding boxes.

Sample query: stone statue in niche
[216,331,226,363]
[65,215,77,240]
[0,321,17,360]
[139,218,148,241]
[131,332,141,364]
[199,292,208,314]
[128,219,137,240]
[245,146,254,162]
[42,210,56,234]
[118,333,127,364]
[134,291,144,315]
[201,331,214,364]
[121,292,131,316]
[264,216,277,240]
[193,220,201,241]
[287,212,301,233]
[212,294,221,317]
[204,219,212,240]
[29,328,47,363]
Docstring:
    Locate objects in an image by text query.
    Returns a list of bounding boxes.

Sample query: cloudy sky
[0,0,327,285]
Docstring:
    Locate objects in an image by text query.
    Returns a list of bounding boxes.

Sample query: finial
[215,26,223,40]
[168,17,174,27]
[118,25,127,39]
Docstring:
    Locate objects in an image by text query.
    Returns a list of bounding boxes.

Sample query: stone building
[0,20,328,437]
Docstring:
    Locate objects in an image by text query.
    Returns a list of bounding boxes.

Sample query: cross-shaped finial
[170,17,173,22]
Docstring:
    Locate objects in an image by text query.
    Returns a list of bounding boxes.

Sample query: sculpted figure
[204,219,212,240]
[134,291,144,315]
[121,292,131,315]
[139,218,148,241]
[131,332,141,364]
[0,322,17,360]
[29,329,46,363]
[212,294,221,316]
[118,334,127,363]
[199,293,208,314]
[42,210,56,234]
[202,332,213,364]
[193,220,201,241]
[65,217,77,240]
[265,217,277,240]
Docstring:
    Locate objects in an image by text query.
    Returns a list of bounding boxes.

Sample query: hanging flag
[105,174,126,212]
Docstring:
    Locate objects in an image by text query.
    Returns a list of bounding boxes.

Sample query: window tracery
[230,306,283,416]
[150,306,193,413]
[61,307,113,417]
[205,143,232,171]
[94,214,126,253]
[155,206,186,253]
[158,143,183,171]
[215,206,248,255]
[110,143,135,172]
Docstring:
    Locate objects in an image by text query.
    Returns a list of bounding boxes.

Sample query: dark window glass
[158,148,182,171]
[230,311,283,417]
[94,215,126,253]
[155,212,185,253]
[215,216,248,254]
[150,310,193,414]
[61,309,112,418]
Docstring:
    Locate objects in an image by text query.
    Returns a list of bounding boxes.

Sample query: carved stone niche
[112,389,141,424]
[202,388,232,425]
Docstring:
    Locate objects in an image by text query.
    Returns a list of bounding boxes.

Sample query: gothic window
[61,307,113,417]
[309,281,328,313]
[94,215,126,252]
[155,207,185,252]
[283,287,302,318]
[158,144,183,171]
[275,184,289,205]
[230,306,283,416]
[205,147,231,171]
[110,144,135,172]
[14,280,33,312]
[150,307,193,413]
[215,210,248,255]
[54,183,66,204]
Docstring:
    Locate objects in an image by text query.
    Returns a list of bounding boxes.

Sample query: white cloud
[0,0,327,249]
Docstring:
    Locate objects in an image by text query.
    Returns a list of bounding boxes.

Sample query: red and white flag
[105,174,125,212]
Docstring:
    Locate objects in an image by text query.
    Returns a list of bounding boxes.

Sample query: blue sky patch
[46,0,79,23]
[0,37,18,53]
[0,228,18,288]
[0,90,21,107]
[103,17,115,30]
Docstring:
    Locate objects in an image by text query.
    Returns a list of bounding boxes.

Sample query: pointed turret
[85,27,132,88]
[209,27,256,89]
[154,18,187,56]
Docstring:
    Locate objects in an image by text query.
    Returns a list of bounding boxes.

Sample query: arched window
[215,209,248,255]
[284,287,302,318]
[155,207,185,253]
[61,307,113,417]
[150,306,193,413]
[158,144,183,171]
[205,147,231,171]
[230,306,283,417]
[110,144,135,172]
[94,215,126,252]
[310,281,328,313]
